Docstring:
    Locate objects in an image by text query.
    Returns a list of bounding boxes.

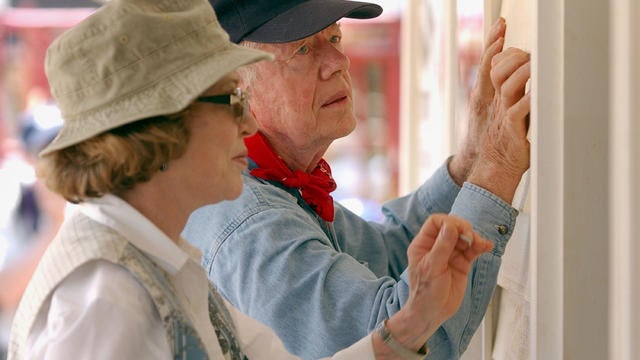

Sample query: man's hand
[468,46,531,203]
[449,17,506,185]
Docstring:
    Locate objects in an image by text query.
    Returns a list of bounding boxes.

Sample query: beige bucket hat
[40,0,272,156]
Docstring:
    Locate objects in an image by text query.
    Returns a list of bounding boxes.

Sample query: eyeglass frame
[196,88,249,120]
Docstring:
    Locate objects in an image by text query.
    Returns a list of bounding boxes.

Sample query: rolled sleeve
[450,182,518,257]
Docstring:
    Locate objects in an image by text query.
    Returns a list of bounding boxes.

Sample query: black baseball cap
[210,0,383,44]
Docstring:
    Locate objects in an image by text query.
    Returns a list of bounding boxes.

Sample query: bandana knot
[246,133,337,222]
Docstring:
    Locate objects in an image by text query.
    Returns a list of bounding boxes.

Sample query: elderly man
[184,0,531,359]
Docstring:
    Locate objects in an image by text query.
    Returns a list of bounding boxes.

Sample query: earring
[160,162,168,172]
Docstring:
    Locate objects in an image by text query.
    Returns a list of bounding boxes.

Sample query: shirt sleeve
[27,260,170,360]
[227,299,375,360]
[226,299,298,360]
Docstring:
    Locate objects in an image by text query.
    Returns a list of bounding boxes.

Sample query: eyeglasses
[196,88,249,120]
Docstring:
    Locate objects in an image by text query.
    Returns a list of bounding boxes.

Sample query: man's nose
[318,42,350,80]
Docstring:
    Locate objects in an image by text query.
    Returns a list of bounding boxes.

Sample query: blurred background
[0,0,485,357]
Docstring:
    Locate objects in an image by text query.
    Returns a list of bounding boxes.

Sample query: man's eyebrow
[287,39,307,49]
[205,80,239,96]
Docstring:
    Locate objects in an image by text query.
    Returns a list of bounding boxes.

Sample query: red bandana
[245,133,337,222]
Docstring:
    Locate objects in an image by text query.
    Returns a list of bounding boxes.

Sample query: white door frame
[609,0,640,358]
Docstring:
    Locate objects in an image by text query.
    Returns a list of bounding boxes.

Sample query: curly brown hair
[37,113,189,203]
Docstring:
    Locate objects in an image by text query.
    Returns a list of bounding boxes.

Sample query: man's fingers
[506,93,532,137]
[490,46,526,68]
[475,19,506,99]
[499,61,531,108]
[479,19,506,76]
[490,48,530,91]
[476,37,505,94]
[485,17,506,51]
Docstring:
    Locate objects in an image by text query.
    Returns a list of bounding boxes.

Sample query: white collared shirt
[26,195,373,359]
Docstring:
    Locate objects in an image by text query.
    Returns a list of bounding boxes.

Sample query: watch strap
[375,319,429,359]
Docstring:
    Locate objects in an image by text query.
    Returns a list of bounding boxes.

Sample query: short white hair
[238,40,264,86]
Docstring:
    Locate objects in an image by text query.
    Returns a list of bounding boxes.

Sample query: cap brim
[40,44,272,156]
[243,0,382,43]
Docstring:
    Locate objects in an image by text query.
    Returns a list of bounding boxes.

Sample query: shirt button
[496,225,509,235]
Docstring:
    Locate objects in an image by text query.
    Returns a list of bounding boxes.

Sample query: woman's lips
[234,153,249,167]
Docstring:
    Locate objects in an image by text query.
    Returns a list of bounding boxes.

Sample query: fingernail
[459,233,473,246]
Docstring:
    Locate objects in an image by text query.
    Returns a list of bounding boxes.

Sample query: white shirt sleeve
[27,260,171,360]
[225,299,375,360]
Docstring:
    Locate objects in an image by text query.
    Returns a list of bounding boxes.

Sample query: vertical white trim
[530,0,564,358]
[561,0,610,357]
[398,0,423,193]
[483,0,501,36]
[533,0,610,359]
[609,0,640,358]
[443,0,458,154]
[398,0,430,194]
[399,0,459,193]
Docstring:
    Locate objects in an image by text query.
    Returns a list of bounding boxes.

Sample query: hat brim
[40,44,272,156]
[243,0,382,43]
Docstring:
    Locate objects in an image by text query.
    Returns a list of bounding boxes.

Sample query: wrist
[448,152,475,186]
[385,309,435,353]
[467,157,523,204]
[375,319,429,359]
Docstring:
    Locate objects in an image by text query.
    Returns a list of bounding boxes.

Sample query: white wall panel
[609,0,640,358]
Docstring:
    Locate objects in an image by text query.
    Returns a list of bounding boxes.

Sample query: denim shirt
[183,161,517,360]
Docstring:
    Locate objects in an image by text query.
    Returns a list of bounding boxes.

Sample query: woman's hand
[374,214,493,356]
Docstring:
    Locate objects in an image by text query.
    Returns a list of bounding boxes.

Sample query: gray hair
[238,40,264,86]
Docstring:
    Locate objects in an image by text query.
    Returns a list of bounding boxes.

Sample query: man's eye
[296,44,310,55]
[329,35,341,44]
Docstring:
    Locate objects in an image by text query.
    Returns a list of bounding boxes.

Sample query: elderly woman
[7,0,493,359]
